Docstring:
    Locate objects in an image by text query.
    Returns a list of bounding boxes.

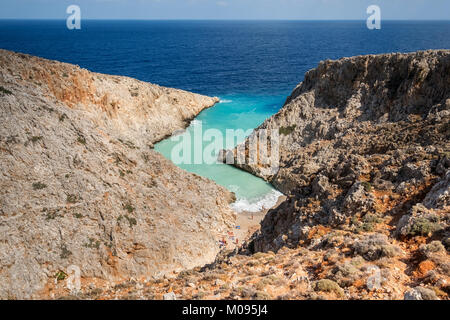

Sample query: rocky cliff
[200,50,448,299]
[233,50,449,252]
[0,50,235,299]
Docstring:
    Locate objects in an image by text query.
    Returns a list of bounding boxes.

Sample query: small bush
[30,136,43,143]
[32,182,47,190]
[313,279,344,297]
[419,241,445,256]
[123,203,135,213]
[59,114,68,122]
[66,194,78,204]
[0,86,12,95]
[84,238,101,249]
[279,125,297,136]
[353,234,402,261]
[77,136,86,145]
[355,213,383,232]
[363,214,382,224]
[361,181,373,192]
[408,218,440,237]
[55,271,67,281]
[118,215,137,228]
[45,210,61,221]
[126,216,137,227]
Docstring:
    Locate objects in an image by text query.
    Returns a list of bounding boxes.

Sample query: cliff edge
[0,50,235,299]
[234,50,449,254]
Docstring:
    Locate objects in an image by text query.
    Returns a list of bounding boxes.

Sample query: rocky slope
[0,50,236,299]
[231,50,449,251]
[70,50,449,301]
[218,50,449,298]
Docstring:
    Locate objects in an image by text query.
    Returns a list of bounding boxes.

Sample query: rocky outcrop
[0,50,235,299]
[220,50,449,298]
[226,50,449,249]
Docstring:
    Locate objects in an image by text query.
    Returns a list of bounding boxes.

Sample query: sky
[0,0,449,20]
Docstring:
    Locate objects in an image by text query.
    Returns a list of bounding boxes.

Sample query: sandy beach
[220,195,287,250]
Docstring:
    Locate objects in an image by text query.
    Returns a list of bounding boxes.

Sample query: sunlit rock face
[0,50,235,299]
[227,50,450,252]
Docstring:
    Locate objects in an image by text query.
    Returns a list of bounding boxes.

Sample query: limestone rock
[163,292,177,300]
[404,287,439,300]
[0,50,235,299]
[226,50,449,252]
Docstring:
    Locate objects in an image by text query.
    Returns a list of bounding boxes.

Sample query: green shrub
[123,203,135,213]
[29,136,43,143]
[361,181,373,192]
[66,194,78,204]
[55,270,67,281]
[313,279,345,297]
[59,114,68,122]
[363,214,382,224]
[118,215,137,228]
[279,125,297,136]
[77,136,86,145]
[420,241,445,254]
[45,210,61,221]
[32,182,47,190]
[408,218,440,236]
[84,238,101,249]
[0,86,12,95]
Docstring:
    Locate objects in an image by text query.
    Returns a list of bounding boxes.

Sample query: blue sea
[1,20,449,211]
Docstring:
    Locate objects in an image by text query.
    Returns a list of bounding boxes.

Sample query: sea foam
[231,189,283,213]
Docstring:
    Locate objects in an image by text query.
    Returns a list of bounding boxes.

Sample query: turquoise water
[154,94,285,212]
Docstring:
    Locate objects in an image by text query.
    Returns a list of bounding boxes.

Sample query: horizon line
[1,18,450,22]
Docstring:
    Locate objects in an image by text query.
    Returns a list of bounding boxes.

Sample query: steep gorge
[1,49,449,300]
[69,50,449,301]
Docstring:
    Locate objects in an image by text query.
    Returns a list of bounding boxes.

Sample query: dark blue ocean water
[1,20,449,96]
[1,20,449,210]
